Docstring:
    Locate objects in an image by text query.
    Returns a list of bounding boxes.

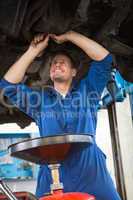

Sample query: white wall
[96,108,116,183]
[116,96,133,200]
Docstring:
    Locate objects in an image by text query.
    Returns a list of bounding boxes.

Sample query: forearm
[4,49,38,84]
[67,31,109,61]
[3,34,49,84]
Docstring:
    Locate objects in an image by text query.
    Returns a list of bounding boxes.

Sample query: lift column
[107,103,127,200]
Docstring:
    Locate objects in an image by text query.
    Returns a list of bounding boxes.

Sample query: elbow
[93,49,110,61]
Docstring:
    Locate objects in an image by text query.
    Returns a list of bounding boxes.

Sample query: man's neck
[54,81,72,96]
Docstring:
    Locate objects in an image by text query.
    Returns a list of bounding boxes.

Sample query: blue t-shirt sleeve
[84,53,113,95]
[0,78,41,120]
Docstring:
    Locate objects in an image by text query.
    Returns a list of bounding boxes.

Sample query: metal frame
[0,180,18,200]
[107,103,127,200]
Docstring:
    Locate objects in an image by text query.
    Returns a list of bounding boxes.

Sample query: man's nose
[55,62,62,68]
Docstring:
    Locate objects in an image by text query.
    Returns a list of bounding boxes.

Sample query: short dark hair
[51,50,80,69]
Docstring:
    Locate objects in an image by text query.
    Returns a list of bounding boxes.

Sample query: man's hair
[51,50,80,69]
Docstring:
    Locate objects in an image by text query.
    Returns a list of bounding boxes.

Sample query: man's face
[50,54,77,82]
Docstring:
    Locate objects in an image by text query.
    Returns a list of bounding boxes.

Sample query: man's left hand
[50,32,72,44]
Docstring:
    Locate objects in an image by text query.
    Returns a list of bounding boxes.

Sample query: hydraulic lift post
[107,103,127,200]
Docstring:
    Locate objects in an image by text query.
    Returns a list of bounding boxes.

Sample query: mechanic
[0,31,121,200]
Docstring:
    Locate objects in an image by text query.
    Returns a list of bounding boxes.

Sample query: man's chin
[52,76,66,82]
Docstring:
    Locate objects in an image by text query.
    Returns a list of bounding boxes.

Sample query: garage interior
[0,1,133,200]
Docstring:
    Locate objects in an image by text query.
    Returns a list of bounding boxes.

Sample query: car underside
[0,0,133,128]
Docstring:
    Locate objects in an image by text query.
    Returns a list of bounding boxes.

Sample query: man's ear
[72,68,77,77]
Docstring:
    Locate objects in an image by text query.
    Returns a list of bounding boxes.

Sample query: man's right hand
[28,34,50,57]
[3,34,50,84]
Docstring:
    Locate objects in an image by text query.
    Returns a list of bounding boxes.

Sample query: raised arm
[0,34,49,120]
[50,31,112,96]
[4,34,49,83]
[50,31,109,61]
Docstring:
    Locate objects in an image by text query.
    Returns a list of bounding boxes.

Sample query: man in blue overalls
[0,31,121,200]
